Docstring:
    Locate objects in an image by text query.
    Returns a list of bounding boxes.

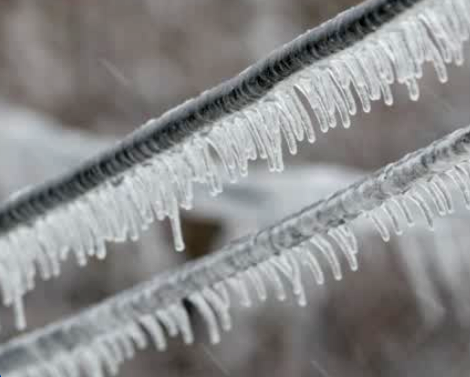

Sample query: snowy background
[1,0,470,376]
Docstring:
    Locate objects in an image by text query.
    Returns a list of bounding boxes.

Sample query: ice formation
[0,0,468,333]
[4,122,470,376]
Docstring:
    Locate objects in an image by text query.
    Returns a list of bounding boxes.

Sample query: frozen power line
[2,123,470,376]
[0,0,468,330]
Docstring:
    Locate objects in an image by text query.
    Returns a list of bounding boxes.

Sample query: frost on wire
[0,0,469,332]
[3,125,470,377]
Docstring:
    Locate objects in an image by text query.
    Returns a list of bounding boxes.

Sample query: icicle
[213,281,231,307]
[95,237,107,260]
[410,21,427,73]
[299,244,325,285]
[286,252,307,306]
[419,10,454,64]
[310,235,342,280]
[328,228,358,271]
[325,69,351,128]
[180,162,196,210]
[389,33,413,86]
[132,167,159,222]
[310,85,331,133]
[188,292,221,344]
[7,233,31,297]
[225,123,245,180]
[117,183,140,242]
[126,323,148,350]
[329,59,358,116]
[382,203,404,235]
[147,164,168,221]
[202,287,232,332]
[428,179,451,215]
[245,268,267,301]
[0,263,13,307]
[356,49,381,101]
[79,349,104,377]
[227,276,252,307]
[368,212,391,242]
[241,117,259,162]
[161,155,193,212]
[197,138,223,196]
[36,221,59,277]
[433,175,454,213]
[230,119,250,176]
[207,127,238,184]
[453,0,470,41]
[89,187,118,242]
[115,332,135,360]
[13,292,26,330]
[368,42,395,105]
[13,230,37,291]
[269,254,293,279]
[338,225,359,254]
[420,182,446,216]
[424,27,449,83]
[259,262,286,301]
[168,193,185,252]
[187,143,209,187]
[315,71,338,129]
[181,144,203,185]
[252,107,279,172]
[243,110,269,160]
[139,315,167,351]
[447,167,470,208]
[169,303,194,344]
[99,186,126,243]
[391,197,415,227]
[101,335,125,367]
[275,92,305,142]
[458,161,470,178]
[233,117,255,165]
[342,54,371,113]
[268,108,285,173]
[271,100,298,155]
[72,203,100,257]
[86,191,112,244]
[294,81,326,134]
[407,191,435,230]
[291,86,317,143]
[156,309,178,337]
[57,212,80,260]
[405,77,420,101]
[95,342,119,377]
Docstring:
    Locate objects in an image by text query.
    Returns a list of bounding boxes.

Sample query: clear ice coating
[10,155,470,377]
[0,0,469,333]
[365,161,470,244]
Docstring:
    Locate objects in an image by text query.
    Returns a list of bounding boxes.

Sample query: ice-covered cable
[3,124,470,376]
[4,0,463,247]
[0,0,468,332]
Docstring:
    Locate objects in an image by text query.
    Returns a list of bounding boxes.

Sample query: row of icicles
[0,0,468,333]
[19,158,470,377]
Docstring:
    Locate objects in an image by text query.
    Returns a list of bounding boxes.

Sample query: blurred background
[1,0,470,376]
